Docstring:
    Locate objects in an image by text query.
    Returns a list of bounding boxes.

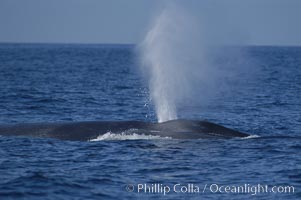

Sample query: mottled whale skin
[0,119,249,141]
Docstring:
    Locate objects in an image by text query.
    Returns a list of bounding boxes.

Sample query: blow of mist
[139,3,254,123]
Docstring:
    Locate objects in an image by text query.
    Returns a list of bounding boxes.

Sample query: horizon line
[0,41,300,48]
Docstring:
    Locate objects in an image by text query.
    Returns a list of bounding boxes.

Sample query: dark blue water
[0,44,300,199]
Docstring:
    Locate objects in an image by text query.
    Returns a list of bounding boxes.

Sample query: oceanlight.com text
[125,183,295,196]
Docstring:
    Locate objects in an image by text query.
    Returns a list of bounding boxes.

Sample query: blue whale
[0,119,249,141]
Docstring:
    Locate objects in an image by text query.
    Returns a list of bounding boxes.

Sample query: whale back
[0,120,249,141]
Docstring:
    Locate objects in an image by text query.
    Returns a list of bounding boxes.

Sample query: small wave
[90,132,171,141]
[241,134,260,139]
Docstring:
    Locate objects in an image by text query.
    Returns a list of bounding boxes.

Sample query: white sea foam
[241,135,260,139]
[90,132,171,141]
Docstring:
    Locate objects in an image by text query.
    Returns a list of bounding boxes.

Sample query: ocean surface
[0,43,300,199]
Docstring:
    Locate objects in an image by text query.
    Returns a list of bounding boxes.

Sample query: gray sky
[0,0,300,45]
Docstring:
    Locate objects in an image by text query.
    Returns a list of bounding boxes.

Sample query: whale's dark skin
[0,119,249,141]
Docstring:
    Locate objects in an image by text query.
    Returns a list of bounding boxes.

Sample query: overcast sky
[0,0,300,45]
